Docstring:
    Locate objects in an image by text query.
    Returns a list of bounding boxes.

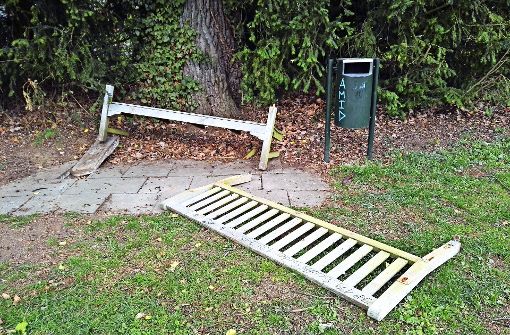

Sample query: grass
[0,138,509,334]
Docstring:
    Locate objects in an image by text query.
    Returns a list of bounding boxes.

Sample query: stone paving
[0,159,331,216]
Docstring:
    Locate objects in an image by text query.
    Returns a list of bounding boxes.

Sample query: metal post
[324,58,334,163]
[367,58,379,160]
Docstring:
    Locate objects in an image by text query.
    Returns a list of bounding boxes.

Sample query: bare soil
[1,96,508,186]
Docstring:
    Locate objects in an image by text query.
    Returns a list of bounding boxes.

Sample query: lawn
[1,138,509,334]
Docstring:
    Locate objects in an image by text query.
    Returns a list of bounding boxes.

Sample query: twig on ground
[289,307,314,313]
[493,316,510,327]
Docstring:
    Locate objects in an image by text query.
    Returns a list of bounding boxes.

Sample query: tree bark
[181,0,241,117]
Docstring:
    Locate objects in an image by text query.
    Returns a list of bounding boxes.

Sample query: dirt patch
[0,214,83,265]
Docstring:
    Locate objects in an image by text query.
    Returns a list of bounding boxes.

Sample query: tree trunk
[181,0,241,117]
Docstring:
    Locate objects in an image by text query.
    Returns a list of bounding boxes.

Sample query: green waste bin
[324,57,379,162]
[334,58,375,129]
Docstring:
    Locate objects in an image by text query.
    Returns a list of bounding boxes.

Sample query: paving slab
[87,165,129,179]
[63,177,146,195]
[288,190,330,207]
[0,195,32,214]
[0,178,75,198]
[248,189,290,206]
[190,174,262,191]
[31,160,77,182]
[123,162,173,177]
[56,193,109,214]
[210,161,258,176]
[104,193,160,214]
[13,195,59,216]
[169,160,215,176]
[139,176,193,200]
[262,171,329,191]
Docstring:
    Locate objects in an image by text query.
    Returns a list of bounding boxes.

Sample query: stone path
[0,159,330,216]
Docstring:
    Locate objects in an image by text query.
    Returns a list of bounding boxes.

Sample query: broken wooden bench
[161,175,461,321]
[71,85,278,176]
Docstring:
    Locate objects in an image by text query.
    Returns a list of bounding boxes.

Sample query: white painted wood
[181,187,222,207]
[246,213,291,239]
[283,227,329,257]
[311,238,358,271]
[167,203,377,309]
[297,234,343,264]
[220,183,422,263]
[188,190,230,211]
[343,251,390,287]
[224,205,268,228]
[196,194,239,215]
[259,105,278,170]
[361,258,408,296]
[98,85,114,142]
[328,244,374,278]
[161,178,460,321]
[271,222,316,251]
[258,218,302,245]
[367,240,461,321]
[215,201,259,224]
[205,197,249,219]
[236,208,279,234]
[108,102,267,140]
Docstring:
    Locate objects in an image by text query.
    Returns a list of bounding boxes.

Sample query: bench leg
[98,84,115,142]
[258,105,278,170]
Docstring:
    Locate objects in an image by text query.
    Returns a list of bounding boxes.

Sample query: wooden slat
[169,203,377,309]
[236,208,279,234]
[247,213,291,239]
[71,136,119,177]
[181,187,222,207]
[218,183,422,263]
[224,205,268,228]
[311,238,357,271]
[215,201,258,224]
[283,228,329,257]
[361,258,408,296]
[367,241,461,321]
[271,222,315,251]
[297,234,343,264]
[187,190,230,210]
[328,244,374,278]
[196,194,239,215]
[258,218,302,245]
[205,197,249,219]
[343,251,390,287]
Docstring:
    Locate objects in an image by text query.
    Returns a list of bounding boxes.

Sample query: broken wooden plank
[71,136,119,177]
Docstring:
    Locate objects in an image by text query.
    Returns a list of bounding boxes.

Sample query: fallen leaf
[205,307,213,312]
[208,285,215,291]
[169,261,180,272]
[171,214,179,218]
[58,241,67,246]
[135,312,146,319]
[58,264,66,270]
[1,293,10,300]
[13,295,21,305]
[226,329,236,335]
[194,242,202,248]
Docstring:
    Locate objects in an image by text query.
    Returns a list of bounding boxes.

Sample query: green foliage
[234,0,352,103]
[1,0,509,114]
[131,1,202,110]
